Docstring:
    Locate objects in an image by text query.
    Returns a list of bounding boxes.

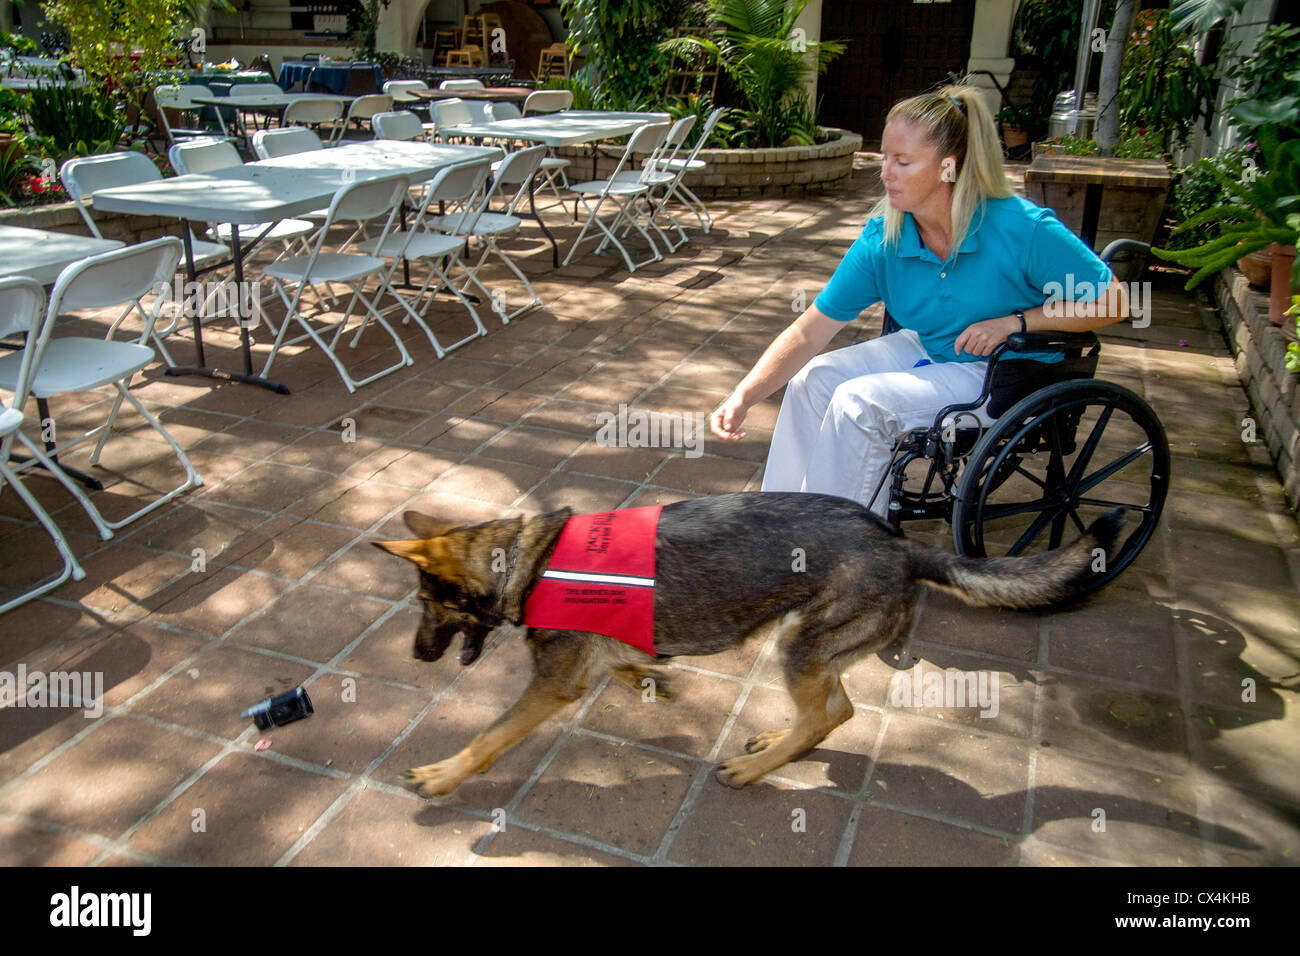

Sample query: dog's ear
[497,507,574,622]
[372,537,461,577]
[403,510,459,539]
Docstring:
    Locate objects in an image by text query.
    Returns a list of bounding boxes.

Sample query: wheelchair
[877,239,1170,601]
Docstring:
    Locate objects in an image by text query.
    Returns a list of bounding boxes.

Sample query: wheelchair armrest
[1003,330,1099,352]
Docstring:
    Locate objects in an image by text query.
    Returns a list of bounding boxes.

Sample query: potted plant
[997,101,1034,148]
[1154,129,1300,323]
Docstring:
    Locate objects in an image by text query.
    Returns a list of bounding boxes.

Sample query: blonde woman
[710,84,1130,515]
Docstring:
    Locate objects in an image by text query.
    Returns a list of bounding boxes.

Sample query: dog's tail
[901,508,1126,608]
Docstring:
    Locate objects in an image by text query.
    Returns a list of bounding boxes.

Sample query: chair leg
[0,457,87,614]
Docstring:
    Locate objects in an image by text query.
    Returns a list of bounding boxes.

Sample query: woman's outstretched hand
[711,393,749,441]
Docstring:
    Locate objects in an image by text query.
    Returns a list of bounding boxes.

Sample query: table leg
[1081,183,1102,250]
[164,221,291,394]
[529,171,558,268]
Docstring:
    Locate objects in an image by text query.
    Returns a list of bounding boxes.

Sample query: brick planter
[555,127,863,199]
[1215,266,1300,512]
[0,199,180,245]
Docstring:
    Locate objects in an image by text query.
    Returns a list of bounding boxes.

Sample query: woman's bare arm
[711,306,846,441]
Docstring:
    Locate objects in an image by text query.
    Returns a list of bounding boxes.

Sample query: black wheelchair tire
[951,379,1170,602]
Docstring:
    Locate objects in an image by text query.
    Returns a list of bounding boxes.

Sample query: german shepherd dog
[375,492,1121,797]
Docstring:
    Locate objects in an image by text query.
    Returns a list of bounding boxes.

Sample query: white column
[966,0,1018,114]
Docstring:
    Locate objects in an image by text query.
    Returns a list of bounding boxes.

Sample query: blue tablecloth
[277,61,383,94]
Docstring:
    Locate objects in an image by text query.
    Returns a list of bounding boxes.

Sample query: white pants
[761,329,992,516]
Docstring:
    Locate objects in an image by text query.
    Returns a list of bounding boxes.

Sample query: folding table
[87,141,502,394]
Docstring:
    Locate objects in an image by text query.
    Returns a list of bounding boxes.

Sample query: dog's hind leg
[405,676,570,798]
[609,665,673,701]
[716,664,854,788]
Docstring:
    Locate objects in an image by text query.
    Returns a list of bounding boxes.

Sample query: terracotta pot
[1002,125,1029,148]
[1269,243,1297,325]
[1237,247,1272,288]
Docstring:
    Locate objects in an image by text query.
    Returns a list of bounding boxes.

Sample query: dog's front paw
[403,760,468,798]
[715,754,764,789]
[744,729,789,754]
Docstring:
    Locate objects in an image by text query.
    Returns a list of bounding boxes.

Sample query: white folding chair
[260,174,415,392]
[522,90,573,208]
[425,145,546,323]
[353,158,499,357]
[0,240,202,537]
[439,79,485,90]
[282,96,344,136]
[563,122,671,272]
[653,107,724,233]
[153,84,223,148]
[251,126,324,159]
[429,99,473,142]
[522,89,571,115]
[331,93,392,145]
[60,151,232,365]
[371,110,425,142]
[488,101,521,120]
[0,278,94,613]
[612,114,696,252]
[384,80,430,103]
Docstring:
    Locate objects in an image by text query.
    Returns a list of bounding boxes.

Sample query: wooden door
[818,0,977,145]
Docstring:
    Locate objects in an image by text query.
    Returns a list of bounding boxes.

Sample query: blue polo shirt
[814,196,1113,364]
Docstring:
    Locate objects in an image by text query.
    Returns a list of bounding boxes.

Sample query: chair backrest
[601,122,670,187]
[228,82,284,98]
[522,89,571,115]
[462,99,493,123]
[488,101,521,121]
[283,96,343,126]
[411,158,494,240]
[439,79,484,90]
[60,151,162,238]
[252,126,323,159]
[383,79,428,102]
[651,115,697,174]
[479,144,546,216]
[304,175,410,266]
[346,93,393,122]
[371,110,424,141]
[432,98,472,129]
[7,239,184,405]
[0,277,47,419]
[169,137,242,176]
[677,107,725,167]
[154,83,212,112]
[0,276,46,345]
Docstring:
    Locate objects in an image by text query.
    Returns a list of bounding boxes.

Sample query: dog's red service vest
[523,506,663,655]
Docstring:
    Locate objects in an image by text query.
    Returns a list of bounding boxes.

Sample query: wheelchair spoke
[1006,506,1059,555]
[1077,441,1154,494]
[1064,404,1113,490]
[1049,509,1067,549]
[1066,506,1088,536]
[1011,463,1051,492]
[979,497,1058,521]
[1077,496,1154,514]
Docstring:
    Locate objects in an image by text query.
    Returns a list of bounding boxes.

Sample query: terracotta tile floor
[1,155,1297,866]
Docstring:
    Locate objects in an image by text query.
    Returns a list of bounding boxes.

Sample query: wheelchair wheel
[952,379,1169,601]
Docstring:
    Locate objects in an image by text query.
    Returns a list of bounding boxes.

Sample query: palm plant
[660,0,844,148]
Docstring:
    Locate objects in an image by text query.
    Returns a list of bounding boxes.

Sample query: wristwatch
[1013,309,1027,333]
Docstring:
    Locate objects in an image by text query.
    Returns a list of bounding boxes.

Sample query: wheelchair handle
[1099,238,1151,264]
